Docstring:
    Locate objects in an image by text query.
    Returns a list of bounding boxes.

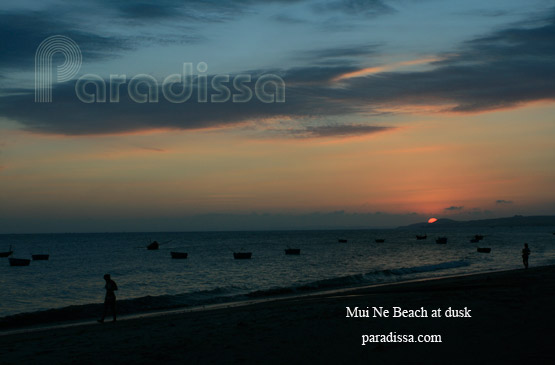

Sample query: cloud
[0,75,354,135]
[313,0,396,17]
[496,200,513,204]
[281,65,361,84]
[284,124,394,138]
[96,0,306,22]
[97,0,244,22]
[96,0,395,24]
[0,9,554,137]
[300,44,380,60]
[0,75,388,137]
[327,9,555,112]
[444,206,464,211]
[0,3,218,74]
[101,0,193,20]
[0,12,130,70]
[456,9,511,18]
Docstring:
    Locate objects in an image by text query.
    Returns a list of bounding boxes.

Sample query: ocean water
[1,226,554,319]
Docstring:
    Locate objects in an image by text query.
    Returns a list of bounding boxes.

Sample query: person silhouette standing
[522,243,531,269]
[98,274,118,323]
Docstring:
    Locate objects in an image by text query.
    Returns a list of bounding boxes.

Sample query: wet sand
[1,265,554,364]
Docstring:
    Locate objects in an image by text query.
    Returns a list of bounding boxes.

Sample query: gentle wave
[248,260,470,296]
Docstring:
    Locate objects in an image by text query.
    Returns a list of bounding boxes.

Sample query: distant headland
[399,215,555,230]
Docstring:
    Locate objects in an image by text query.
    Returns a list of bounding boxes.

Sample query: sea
[1,226,554,322]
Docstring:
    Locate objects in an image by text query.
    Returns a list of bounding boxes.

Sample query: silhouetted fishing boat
[170,252,188,259]
[146,239,172,250]
[285,248,301,255]
[415,235,427,240]
[338,239,348,243]
[32,254,50,260]
[436,237,448,244]
[147,241,159,250]
[477,247,491,253]
[375,239,385,243]
[9,258,31,266]
[0,245,13,257]
[233,252,252,259]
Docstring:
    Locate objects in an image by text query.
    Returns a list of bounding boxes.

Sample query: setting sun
[428,218,438,223]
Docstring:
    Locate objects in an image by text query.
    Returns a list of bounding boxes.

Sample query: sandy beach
[1,265,554,364]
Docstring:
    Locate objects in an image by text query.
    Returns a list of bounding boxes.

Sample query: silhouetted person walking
[522,243,531,269]
[98,274,118,323]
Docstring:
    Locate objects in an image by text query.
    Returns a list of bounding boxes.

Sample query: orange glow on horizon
[428,217,438,223]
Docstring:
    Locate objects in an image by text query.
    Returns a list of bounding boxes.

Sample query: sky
[0,0,554,233]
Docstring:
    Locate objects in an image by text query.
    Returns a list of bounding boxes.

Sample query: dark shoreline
[2,265,554,364]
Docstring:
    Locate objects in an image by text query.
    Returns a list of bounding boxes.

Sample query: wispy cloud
[285,124,394,138]
[444,206,464,211]
[496,200,513,204]
[332,57,442,81]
